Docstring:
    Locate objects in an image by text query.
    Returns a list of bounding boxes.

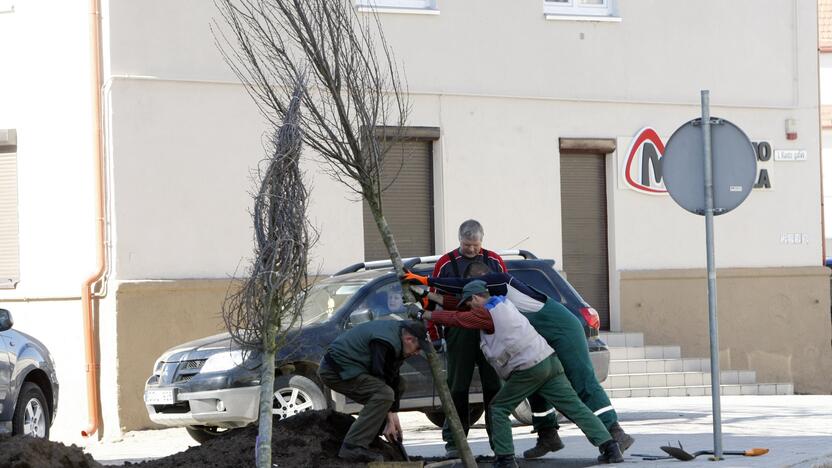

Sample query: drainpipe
[82,0,105,438]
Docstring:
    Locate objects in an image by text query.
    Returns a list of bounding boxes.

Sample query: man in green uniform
[406,268,634,458]
[420,280,623,467]
[317,319,428,462]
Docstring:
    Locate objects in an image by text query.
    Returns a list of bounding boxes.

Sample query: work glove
[432,338,446,353]
[404,302,425,321]
[400,270,428,286]
[408,285,432,310]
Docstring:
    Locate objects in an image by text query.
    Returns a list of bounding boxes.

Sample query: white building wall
[820,53,832,251]
[0,0,100,444]
[0,0,824,442]
[103,0,822,279]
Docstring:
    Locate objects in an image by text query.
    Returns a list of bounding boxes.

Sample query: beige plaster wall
[620,267,832,394]
[114,280,231,431]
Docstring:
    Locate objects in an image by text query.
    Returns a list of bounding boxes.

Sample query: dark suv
[144,251,609,442]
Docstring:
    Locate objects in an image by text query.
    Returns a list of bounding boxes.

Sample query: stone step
[609,357,711,374]
[599,332,644,348]
[609,345,681,360]
[606,382,793,398]
[602,370,757,389]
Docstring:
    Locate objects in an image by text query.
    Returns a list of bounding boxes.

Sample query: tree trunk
[257,345,276,468]
[367,197,476,468]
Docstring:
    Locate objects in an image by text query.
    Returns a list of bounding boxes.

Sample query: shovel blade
[660,445,696,461]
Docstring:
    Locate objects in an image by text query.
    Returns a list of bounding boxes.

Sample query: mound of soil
[0,434,102,468]
[131,410,404,468]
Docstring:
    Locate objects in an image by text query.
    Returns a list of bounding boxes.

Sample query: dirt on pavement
[127,409,404,468]
[1,410,402,468]
[0,434,103,468]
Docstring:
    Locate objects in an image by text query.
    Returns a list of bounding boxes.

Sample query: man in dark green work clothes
[407,267,634,458]
[317,319,429,463]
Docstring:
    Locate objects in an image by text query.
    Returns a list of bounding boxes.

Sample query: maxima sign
[620,127,776,195]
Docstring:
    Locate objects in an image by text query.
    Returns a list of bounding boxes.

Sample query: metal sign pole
[701,89,723,460]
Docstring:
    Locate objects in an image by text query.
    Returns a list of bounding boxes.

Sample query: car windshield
[298,278,370,325]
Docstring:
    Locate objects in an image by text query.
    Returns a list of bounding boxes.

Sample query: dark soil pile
[0,434,102,468]
[130,410,404,468]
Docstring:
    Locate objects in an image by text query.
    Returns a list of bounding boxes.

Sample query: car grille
[175,374,195,383]
[180,359,206,370]
[171,359,206,384]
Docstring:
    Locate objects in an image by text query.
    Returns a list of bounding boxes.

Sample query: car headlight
[200,350,245,373]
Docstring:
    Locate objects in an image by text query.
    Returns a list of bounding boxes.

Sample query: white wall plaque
[773,150,807,161]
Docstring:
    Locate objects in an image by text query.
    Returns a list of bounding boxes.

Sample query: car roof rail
[332,249,538,276]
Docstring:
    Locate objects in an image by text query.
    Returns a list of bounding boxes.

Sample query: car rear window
[509,268,566,303]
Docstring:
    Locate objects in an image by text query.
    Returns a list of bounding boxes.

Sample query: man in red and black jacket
[430,219,505,458]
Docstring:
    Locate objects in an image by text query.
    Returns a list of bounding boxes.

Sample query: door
[362,139,435,261]
[560,152,611,329]
[0,333,11,424]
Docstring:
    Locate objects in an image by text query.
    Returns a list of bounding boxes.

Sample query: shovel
[659,441,769,461]
[394,433,410,462]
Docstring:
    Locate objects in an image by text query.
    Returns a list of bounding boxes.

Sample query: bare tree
[221,79,312,468]
[214,1,476,466]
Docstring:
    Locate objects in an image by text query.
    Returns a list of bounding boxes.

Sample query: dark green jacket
[328,320,404,380]
[522,298,585,350]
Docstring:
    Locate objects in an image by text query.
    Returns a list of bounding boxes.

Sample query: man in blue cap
[418,280,623,468]
[407,267,635,457]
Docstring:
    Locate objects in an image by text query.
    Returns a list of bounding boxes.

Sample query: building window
[356,0,438,13]
[0,129,19,289]
[544,0,619,20]
[362,127,439,261]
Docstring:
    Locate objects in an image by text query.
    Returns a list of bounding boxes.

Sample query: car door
[0,332,11,423]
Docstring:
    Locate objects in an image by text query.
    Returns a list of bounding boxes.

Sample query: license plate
[144,388,177,405]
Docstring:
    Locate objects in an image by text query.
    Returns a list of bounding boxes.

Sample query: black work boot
[609,422,635,452]
[522,427,565,458]
[338,442,383,462]
[597,439,624,464]
[492,454,519,468]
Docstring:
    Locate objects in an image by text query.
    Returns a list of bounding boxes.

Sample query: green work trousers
[525,300,618,431]
[441,327,502,451]
[318,365,400,448]
[489,354,612,456]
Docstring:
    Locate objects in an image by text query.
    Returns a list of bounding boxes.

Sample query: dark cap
[401,320,431,351]
[461,279,489,304]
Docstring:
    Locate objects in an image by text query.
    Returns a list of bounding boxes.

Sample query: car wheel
[272,374,327,420]
[423,403,485,428]
[186,425,235,444]
[511,399,565,426]
[511,399,534,426]
[12,382,50,438]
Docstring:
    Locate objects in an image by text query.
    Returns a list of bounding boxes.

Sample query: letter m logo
[622,127,666,194]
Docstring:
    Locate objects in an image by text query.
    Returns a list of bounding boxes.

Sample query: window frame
[543,0,619,20]
[356,0,439,14]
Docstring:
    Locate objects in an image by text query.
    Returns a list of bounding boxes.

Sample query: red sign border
[624,127,667,194]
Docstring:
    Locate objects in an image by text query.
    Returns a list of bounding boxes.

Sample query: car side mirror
[348,308,374,327]
[0,309,12,332]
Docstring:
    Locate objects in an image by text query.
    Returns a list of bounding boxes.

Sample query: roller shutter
[363,139,434,261]
[0,129,19,289]
[560,152,610,329]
